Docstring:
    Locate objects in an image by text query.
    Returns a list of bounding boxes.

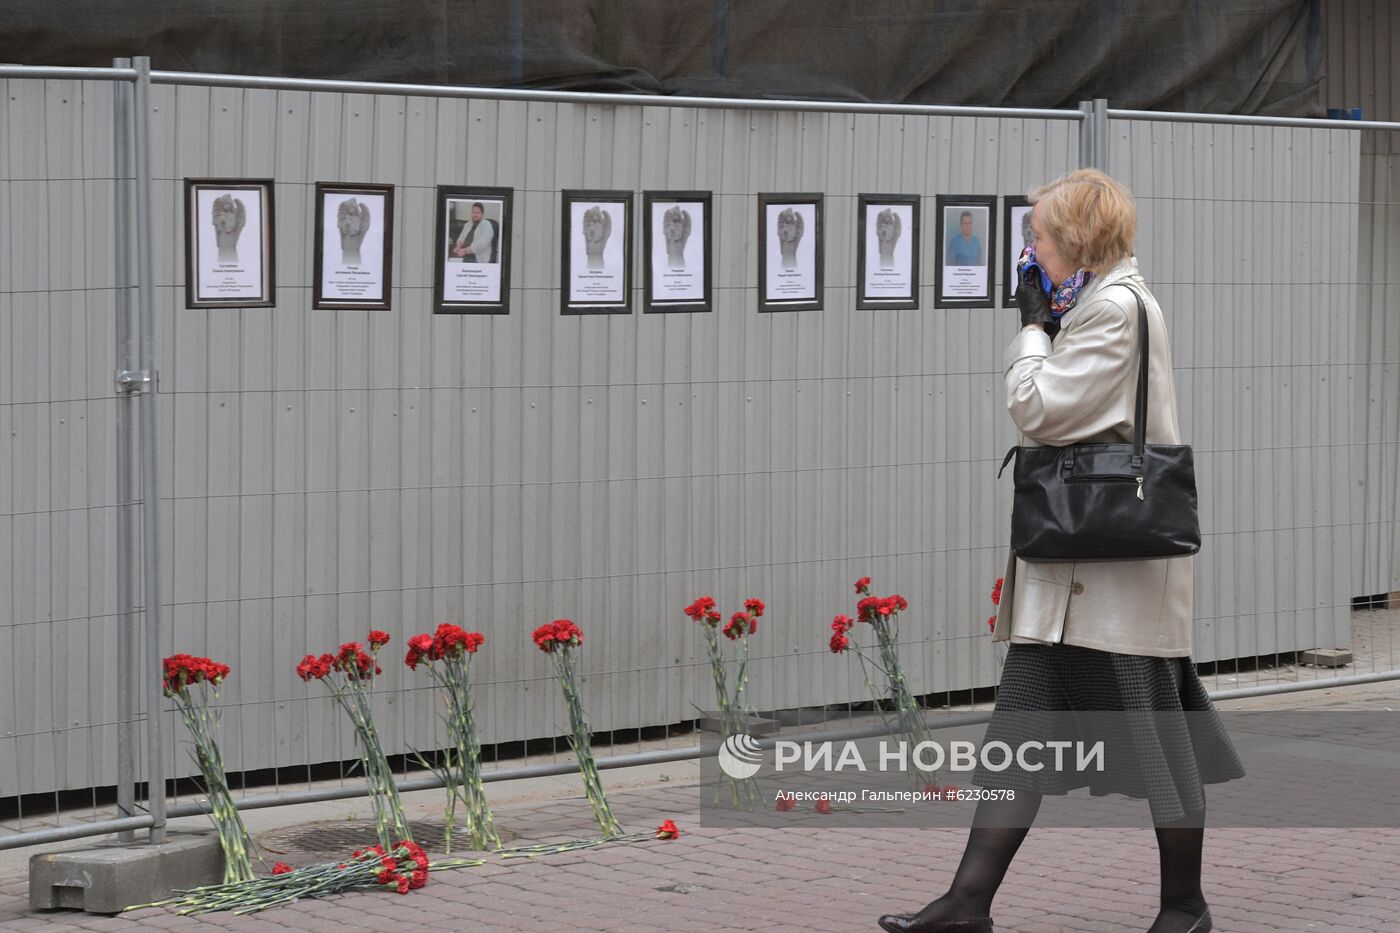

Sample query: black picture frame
[856,193,921,311]
[1002,195,1033,308]
[642,190,713,313]
[313,182,394,311]
[757,192,823,312]
[184,178,276,309]
[933,194,997,309]
[561,189,634,315]
[433,186,513,315]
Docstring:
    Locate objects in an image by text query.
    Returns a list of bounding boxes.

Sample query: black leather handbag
[997,285,1201,563]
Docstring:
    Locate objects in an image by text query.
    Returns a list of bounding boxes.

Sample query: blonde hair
[1028,169,1136,273]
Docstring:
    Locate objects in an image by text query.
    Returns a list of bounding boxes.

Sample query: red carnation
[829,632,850,653]
[368,630,391,650]
[814,799,832,814]
[271,861,292,875]
[654,818,681,840]
[723,613,747,640]
[775,796,796,811]
[831,615,854,634]
[987,615,997,632]
[855,576,871,593]
[990,577,1003,606]
[744,598,765,618]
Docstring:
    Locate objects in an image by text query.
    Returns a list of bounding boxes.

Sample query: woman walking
[877,169,1244,933]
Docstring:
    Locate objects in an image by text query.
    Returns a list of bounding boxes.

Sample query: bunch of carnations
[828,576,936,787]
[531,619,621,837]
[297,631,411,848]
[682,596,766,809]
[163,654,256,883]
[405,622,499,852]
[125,839,462,915]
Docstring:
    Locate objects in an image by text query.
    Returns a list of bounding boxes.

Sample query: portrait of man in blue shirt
[946,209,984,265]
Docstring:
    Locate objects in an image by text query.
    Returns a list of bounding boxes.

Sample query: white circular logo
[717,733,764,779]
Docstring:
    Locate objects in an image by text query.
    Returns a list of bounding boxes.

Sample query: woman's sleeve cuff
[1003,326,1054,374]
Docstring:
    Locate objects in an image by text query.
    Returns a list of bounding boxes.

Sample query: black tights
[906,792,1208,931]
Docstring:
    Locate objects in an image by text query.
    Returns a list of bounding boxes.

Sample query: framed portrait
[642,190,712,313]
[856,194,920,311]
[184,178,275,309]
[313,182,394,311]
[934,194,996,309]
[758,193,823,312]
[1002,196,1034,308]
[562,189,633,314]
[433,186,513,314]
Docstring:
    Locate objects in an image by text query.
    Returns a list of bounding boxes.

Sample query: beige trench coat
[992,257,1195,657]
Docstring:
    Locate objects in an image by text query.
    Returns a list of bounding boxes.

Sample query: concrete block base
[1300,647,1353,668]
[30,831,224,914]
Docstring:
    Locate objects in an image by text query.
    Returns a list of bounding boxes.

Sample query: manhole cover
[259,819,515,863]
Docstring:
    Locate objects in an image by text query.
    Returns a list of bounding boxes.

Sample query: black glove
[1016,267,1060,339]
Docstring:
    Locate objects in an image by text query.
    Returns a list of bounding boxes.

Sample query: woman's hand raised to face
[1016,266,1059,338]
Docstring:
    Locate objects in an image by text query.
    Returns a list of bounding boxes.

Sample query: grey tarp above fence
[0,1,1323,115]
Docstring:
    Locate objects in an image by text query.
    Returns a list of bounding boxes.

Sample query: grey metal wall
[0,75,1368,798]
[1321,0,1400,596]
[1110,118,1360,658]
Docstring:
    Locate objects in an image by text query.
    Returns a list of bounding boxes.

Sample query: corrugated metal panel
[1322,0,1400,595]
[0,73,1376,798]
[1110,119,1360,657]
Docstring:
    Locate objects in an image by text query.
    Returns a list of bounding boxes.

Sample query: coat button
[1071,582,1085,595]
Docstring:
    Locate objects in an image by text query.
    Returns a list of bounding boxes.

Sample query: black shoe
[1148,906,1212,933]
[876,915,993,933]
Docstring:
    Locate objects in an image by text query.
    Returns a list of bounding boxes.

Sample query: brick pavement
[4,779,1398,932]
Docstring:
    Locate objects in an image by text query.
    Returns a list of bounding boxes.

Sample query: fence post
[132,55,166,845]
[112,56,139,843]
[1078,97,1109,172]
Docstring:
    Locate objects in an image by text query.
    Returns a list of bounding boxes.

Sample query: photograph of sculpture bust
[210,193,246,264]
[776,207,804,270]
[581,205,612,271]
[336,197,371,266]
[314,184,393,311]
[563,191,632,312]
[760,195,821,311]
[187,179,273,308]
[875,207,901,269]
[661,205,691,269]
[857,196,918,309]
[643,193,709,313]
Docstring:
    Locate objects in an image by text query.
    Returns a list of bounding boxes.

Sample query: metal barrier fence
[3,58,1399,853]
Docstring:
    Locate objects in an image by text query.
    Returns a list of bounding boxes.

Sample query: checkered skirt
[970,642,1247,824]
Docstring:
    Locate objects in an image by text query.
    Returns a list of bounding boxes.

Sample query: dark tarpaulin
[0,0,1324,115]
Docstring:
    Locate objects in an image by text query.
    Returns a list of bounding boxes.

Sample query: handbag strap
[1118,284,1149,468]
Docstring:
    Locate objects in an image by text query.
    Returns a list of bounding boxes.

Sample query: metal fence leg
[1079,97,1109,172]
[112,56,138,843]
[132,55,166,846]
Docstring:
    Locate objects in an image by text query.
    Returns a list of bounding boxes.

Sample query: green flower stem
[553,648,622,837]
[327,676,412,849]
[431,656,499,851]
[171,688,255,883]
[700,627,762,810]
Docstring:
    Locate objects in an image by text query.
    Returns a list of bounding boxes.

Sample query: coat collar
[1056,256,1140,328]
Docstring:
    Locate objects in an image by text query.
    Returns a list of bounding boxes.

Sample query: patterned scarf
[1017,245,1093,319]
